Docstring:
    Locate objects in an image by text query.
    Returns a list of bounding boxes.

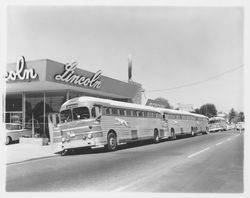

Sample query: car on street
[5,123,32,145]
[226,123,236,130]
[236,122,245,131]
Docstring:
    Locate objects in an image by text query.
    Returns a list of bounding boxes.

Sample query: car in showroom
[5,123,32,145]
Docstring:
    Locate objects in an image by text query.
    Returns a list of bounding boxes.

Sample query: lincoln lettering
[5,56,38,81]
[55,62,102,89]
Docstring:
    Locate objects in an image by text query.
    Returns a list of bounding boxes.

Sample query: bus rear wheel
[61,149,68,156]
[153,129,159,143]
[191,128,195,136]
[6,136,11,145]
[170,129,176,140]
[106,132,117,152]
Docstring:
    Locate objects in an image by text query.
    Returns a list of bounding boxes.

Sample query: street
[6,130,243,193]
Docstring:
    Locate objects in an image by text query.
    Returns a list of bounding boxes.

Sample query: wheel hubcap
[109,137,116,149]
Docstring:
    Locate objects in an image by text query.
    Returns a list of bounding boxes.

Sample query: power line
[146,64,243,93]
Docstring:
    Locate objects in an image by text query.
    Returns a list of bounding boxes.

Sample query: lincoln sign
[54,62,102,89]
[5,56,38,81]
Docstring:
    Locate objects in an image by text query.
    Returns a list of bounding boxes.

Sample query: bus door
[48,113,62,152]
[162,113,170,137]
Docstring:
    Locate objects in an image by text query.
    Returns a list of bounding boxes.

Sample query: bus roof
[60,96,162,112]
[156,107,208,118]
[209,117,226,121]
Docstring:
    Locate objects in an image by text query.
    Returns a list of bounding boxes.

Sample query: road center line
[187,147,210,158]
[216,141,224,146]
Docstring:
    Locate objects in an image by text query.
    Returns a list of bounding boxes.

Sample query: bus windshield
[60,109,72,123]
[72,107,90,120]
[209,120,217,124]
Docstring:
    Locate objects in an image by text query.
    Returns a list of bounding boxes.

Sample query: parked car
[226,123,236,130]
[5,123,32,145]
[236,122,245,131]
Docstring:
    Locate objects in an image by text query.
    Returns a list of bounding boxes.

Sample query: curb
[6,154,60,166]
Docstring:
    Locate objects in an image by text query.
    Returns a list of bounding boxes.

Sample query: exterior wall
[6,58,142,103]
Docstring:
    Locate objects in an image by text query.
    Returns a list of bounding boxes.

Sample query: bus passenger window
[105,107,110,115]
[132,111,137,117]
[138,111,142,117]
[112,108,118,115]
[120,109,125,116]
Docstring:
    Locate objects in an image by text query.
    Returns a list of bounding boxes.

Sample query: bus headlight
[87,133,93,139]
[70,133,75,138]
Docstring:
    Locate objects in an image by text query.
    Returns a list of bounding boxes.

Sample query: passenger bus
[58,97,168,155]
[157,108,209,139]
[208,117,227,132]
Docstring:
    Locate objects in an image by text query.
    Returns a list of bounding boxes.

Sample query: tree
[154,97,172,109]
[238,112,245,122]
[199,103,217,118]
[228,108,237,123]
[194,108,200,114]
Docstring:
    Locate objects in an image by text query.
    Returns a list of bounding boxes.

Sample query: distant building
[177,103,194,112]
[217,112,228,122]
[145,99,166,108]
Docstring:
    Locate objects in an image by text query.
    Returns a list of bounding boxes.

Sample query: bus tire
[61,149,68,156]
[6,136,11,145]
[106,132,117,152]
[153,129,159,143]
[191,127,195,136]
[170,129,176,140]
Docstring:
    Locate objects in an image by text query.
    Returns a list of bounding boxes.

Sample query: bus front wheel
[106,132,117,152]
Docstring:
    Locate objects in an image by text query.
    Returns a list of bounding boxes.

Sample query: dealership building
[5,56,142,139]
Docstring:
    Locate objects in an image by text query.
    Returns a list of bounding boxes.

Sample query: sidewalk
[6,143,61,165]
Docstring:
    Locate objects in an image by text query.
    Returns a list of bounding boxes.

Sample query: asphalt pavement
[6,130,243,193]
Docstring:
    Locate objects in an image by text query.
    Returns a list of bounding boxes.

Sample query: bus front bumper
[62,138,106,150]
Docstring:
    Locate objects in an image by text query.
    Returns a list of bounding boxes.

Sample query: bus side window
[91,107,96,118]
[112,108,118,115]
[105,107,110,115]
[138,111,143,117]
[132,110,137,117]
[120,109,125,116]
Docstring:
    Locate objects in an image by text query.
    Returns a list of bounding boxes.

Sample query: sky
[7,6,244,113]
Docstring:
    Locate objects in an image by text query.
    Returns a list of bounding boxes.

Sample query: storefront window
[69,91,83,99]
[25,92,66,139]
[5,94,22,124]
[45,92,66,113]
[25,93,44,137]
